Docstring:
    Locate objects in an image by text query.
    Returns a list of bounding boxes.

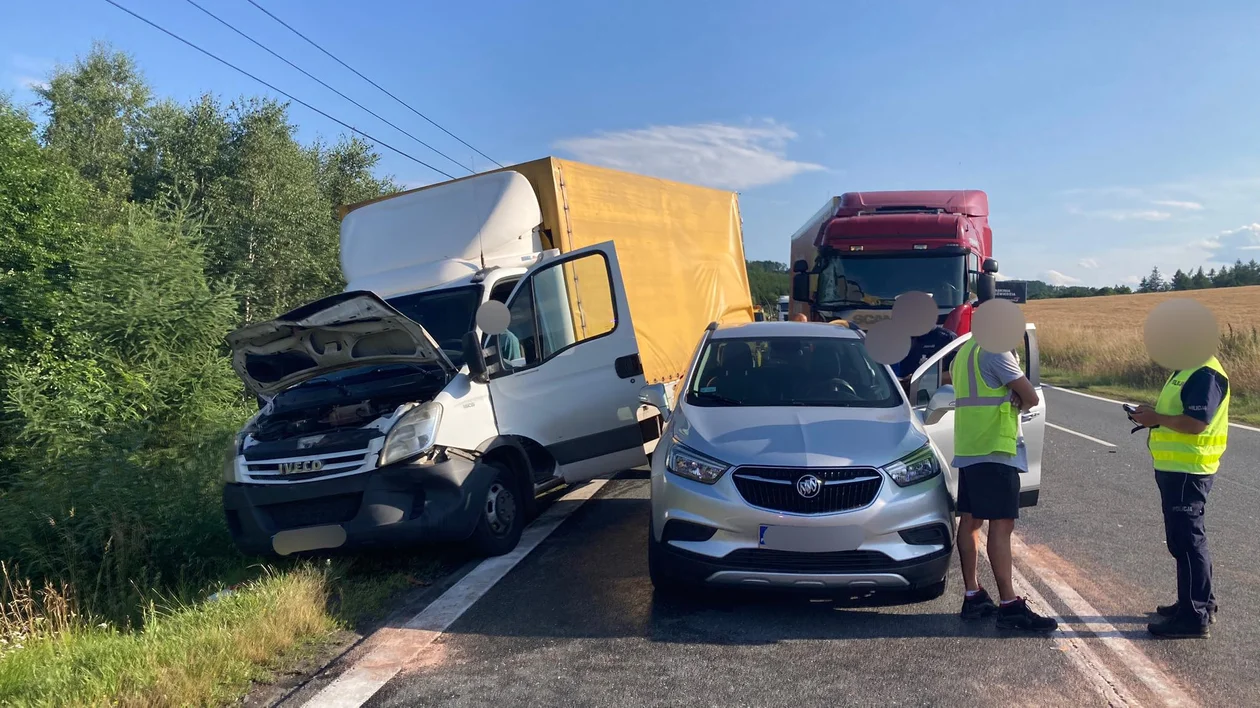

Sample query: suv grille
[731,467,882,514]
[719,548,948,573]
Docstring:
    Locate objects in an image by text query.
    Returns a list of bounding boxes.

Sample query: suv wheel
[469,463,524,556]
[647,524,690,595]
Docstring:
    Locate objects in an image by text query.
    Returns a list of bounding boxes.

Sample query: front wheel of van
[468,463,524,556]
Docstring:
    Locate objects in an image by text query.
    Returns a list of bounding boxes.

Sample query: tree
[1191,266,1211,290]
[1170,268,1191,291]
[1212,264,1235,288]
[1139,267,1166,293]
[745,261,790,313]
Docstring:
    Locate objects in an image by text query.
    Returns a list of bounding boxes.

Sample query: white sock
[965,589,982,598]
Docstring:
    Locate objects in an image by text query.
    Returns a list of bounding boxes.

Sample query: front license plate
[758,524,863,552]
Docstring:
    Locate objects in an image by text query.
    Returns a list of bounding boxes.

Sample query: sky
[5,0,1260,288]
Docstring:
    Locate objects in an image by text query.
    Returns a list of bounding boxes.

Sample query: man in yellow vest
[1130,357,1229,639]
[950,338,1058,632]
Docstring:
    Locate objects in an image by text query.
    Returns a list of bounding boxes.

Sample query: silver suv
[641,321,959,599]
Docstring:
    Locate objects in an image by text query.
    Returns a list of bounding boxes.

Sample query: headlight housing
[223,437,241,483]
[881,445,942,487]
[380,402,442,466]
[665,441,729,484]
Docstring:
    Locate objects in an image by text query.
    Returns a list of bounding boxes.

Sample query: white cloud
[1044,270,1082,286]
[1203,223,1260,262]
[1078,258,1099,269]
[15,76,47,91]
[1152,200,1204,211]
[553,120,824,190]
[1065,206,1172,221]
[1123,275,1142,285]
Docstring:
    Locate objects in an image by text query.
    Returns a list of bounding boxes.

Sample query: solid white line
[978,536,1138,706]
[302,480,609,708]
[1046,422,1117,448]
[1009,533,1199,708]
[1047,385,1260,433]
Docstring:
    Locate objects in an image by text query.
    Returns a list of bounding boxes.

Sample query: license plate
[758,524,863,552]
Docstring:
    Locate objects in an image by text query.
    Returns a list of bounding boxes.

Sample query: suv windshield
[686,336,900,408]
[815,252,966,308]
[386,286,480,366]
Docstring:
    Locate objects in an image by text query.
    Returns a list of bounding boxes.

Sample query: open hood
[226,291,456,397]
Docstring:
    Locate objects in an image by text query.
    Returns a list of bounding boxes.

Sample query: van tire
[468,462,525,556]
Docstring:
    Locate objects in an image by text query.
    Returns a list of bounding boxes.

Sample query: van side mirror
[463,332,489,384]
[791,272,810,304]
[639,383,672,422]
[924,385,955,425]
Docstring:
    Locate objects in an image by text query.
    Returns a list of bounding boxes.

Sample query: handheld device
[1122,403,1145,434]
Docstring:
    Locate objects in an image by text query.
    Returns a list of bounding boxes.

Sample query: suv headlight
[881,445,942,487]
[380,402,442,466]
[665,441,729,484]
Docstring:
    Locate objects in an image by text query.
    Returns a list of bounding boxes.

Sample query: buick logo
[279,459,324,475]
[796,474,823,499]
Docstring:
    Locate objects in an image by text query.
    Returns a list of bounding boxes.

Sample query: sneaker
[1148,615,1210,639]
[960,589,998,620]
[996,598,1058,632]
[1156,603,1217,624]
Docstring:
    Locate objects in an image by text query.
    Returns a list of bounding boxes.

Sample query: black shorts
[957,463,1021,520]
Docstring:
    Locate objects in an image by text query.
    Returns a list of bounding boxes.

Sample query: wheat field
[1023,286,1260,414]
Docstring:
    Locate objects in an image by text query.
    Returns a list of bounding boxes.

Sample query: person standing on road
[1130,357,1229,639]
[951,339,1058,632]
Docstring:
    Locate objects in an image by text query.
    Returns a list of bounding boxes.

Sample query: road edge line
[1047,385,1260,433]
[1046,422,1117,448]
[302,480,609,708]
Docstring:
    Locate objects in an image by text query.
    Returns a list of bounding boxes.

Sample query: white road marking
[302,480,608,708]
[1047,422,1117,448]
[1008,533,1199,708]
[1047,385,1260,433]
[979,536,1139,706]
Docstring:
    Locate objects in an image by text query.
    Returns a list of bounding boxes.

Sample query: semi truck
[222,158,754,558]
[787,190,999,333]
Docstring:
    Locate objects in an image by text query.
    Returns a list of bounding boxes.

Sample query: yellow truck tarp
[344,157,754,385]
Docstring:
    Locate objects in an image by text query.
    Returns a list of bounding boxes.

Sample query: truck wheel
[468,463,524,557]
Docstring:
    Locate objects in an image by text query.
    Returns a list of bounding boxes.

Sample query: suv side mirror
[924,384,956,425]
[791,272,810,304]
[463,332,489,384]
[639,383,672,422]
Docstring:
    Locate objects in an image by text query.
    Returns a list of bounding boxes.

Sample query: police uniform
[894,326,957,379]
[1149,357,1230,636]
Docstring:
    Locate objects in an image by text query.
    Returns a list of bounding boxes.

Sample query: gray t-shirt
[952,349,1028,473]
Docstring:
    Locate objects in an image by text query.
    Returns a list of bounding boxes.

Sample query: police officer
[894,325,958,390]
[951,337,1058,632]
[1130,356,1230,638]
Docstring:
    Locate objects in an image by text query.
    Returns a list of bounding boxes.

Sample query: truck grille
[731,466,882,514]
[262,493,362,530]
[243,447,374,483]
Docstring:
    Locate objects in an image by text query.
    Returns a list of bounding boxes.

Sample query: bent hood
[226,291,455,397]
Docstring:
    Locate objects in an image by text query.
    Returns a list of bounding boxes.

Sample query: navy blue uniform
[894,326,957,378]
[1157,367,1229,626]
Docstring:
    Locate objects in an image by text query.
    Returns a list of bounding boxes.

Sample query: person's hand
[1010,391,1024,411]
[1130,404,1161,428]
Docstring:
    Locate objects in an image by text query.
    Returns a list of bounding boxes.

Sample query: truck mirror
[791,273,810,304]
[977,272,996,303]
[475,300,510,335]
[982,258,999,274]
[792,259,809,274]
[462,332,489,383]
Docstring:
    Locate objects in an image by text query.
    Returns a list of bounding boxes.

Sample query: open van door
[908,324,1046,508]
[487,242,648,482]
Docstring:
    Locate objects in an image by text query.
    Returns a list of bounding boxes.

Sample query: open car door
[487,242,648,483]
[908,323,1046,508]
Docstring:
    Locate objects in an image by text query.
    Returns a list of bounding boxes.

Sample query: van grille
[731,467,882,514]
[243,448,373,483]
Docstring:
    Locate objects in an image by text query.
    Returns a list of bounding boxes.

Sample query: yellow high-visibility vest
[1149,358,1230,474]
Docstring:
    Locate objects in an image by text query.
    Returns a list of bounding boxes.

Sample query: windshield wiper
[691,391,742,406]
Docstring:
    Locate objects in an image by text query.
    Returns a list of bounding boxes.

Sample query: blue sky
[6,0,1260,287]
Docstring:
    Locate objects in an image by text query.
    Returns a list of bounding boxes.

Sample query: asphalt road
[304,387,1260,708]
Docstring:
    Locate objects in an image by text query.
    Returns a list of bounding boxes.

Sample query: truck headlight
[881,445,942,487]
[380,402,442,466]
[665,441,729,484]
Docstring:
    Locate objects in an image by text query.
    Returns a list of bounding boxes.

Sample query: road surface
[290,387,1259,708]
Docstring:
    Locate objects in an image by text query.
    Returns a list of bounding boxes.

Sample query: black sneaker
[996,598,1058,632]
[1148,615,1210,639]
[1156,603,1217,624]
[960,589,998,619]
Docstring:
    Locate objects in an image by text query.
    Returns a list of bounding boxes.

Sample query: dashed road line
[1047,422,1117,448]
[302,480,608,708]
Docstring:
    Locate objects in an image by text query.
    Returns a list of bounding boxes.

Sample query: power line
[245,0,503,168]
[182,0,474,175]
[100,0,456,180]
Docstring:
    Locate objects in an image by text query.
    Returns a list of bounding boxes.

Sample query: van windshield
[386,286,481,366]
[686,336,900,408]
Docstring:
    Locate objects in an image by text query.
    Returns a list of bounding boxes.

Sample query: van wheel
[469,463,524,556]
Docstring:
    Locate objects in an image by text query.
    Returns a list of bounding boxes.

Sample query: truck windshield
[386,286,480,366]
[686,336,900,408]
[815,253,966,309]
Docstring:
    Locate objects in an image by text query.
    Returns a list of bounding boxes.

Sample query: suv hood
[226,291,456,397]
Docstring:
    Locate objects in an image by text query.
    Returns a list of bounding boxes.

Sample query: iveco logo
[796,474,823,499]
[279,459,324,474]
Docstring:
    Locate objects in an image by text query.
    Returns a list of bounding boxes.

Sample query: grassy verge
[0,553,456,707]
[1043,367,1260,426]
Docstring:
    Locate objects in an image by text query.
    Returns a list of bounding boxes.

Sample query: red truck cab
[789,190,999,334]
